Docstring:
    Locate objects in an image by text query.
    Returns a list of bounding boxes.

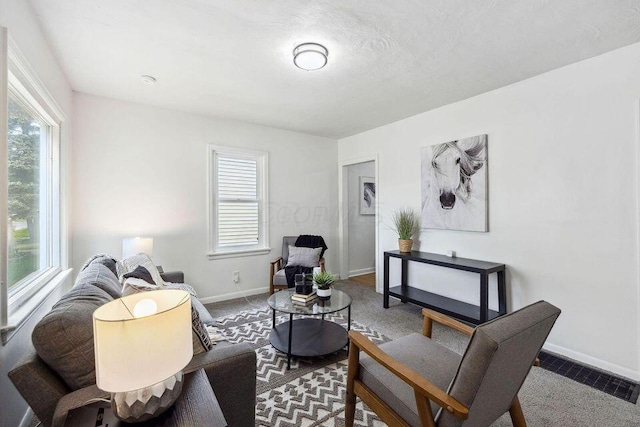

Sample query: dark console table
[383,250,506,324]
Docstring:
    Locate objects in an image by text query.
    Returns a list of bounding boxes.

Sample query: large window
[1,32,64,335]
[208,145,269,258]
[7,91,50,288]
[6,77,61,309]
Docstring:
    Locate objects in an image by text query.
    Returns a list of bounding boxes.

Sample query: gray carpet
[206,280,640,426]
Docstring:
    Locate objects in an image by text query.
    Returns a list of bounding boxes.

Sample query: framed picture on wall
[360,176,375,215]
[421,134,488,232]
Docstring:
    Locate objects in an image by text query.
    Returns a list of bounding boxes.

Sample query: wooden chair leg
[269,265,275,295]
[422,315,433,338]
[345,342,360,427]
[414,391,436,427]
[509,396,527,427]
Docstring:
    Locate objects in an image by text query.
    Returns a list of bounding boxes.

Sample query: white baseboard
[348,267,375,277]
[19,408,33,427]
[543,342,640,381]
[199,286,269,304]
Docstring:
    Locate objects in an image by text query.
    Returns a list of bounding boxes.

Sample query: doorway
[339,157,378,291]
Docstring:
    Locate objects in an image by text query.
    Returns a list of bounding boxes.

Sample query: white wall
[0,1,74,426]
[347,161,375,275]
[338,42,640,380]
[72,93,338,301]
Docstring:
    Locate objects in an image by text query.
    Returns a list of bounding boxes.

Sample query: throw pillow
[190,304,213,355]
[80,253,118,276]
[286,245,322,268]
[164,282,198,298]
[75,262,122,300]
[32,283,113,390]
[122,265,155,284]
[164,283,215,325]
[97,257,119,278]
[191,297,216,326]
[116,253,164,286]
[122,277,157,297]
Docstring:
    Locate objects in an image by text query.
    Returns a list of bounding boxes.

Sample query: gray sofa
[8,256,256,427]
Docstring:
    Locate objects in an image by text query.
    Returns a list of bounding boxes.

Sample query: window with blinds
[217,157,259,247]
[208,146,269,258]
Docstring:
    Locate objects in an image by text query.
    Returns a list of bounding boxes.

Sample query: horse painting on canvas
[421,135,488,232]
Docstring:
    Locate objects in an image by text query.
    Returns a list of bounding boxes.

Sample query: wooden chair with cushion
[345,301,561,427]
[269,236,326,294]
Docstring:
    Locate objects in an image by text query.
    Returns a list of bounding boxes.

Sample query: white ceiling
[29,0,640,138]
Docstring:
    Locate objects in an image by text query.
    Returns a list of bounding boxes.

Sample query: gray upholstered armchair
[346,301,561,427]
[269,236,326,294]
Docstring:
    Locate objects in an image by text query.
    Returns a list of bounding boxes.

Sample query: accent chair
[269,235,326,294]
[345,301,561,427]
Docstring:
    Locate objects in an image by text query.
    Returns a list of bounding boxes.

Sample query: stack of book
[291,291,317,306]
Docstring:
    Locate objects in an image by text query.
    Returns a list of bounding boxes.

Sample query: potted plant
[392,208,420,253]
[314,270,335,300]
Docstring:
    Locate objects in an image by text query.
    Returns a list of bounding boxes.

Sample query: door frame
[338,155,379,292]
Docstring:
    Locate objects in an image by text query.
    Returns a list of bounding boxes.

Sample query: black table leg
[480,273,488,323]
[383,253,390,308]
[272,308,276,328]
[347,305,351,331]
[497,269,506,315]
[287,313,293,370]
[401,259,408,303]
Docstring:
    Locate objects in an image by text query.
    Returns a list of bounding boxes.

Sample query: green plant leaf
[392,208,420,240]
[313,270,335,289]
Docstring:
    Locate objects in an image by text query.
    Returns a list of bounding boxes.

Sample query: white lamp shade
[122,237,153,258]
[93,290,193,392]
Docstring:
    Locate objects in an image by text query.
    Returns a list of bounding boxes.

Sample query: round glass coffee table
[267,288,352,369]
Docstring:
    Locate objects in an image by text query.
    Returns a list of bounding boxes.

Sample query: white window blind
[217,157,259,247]
[208,145,269,258]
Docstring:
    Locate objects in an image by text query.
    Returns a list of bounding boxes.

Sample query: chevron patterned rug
[216,307,391,426]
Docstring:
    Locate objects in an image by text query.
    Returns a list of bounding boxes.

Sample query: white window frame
[1,31,69,343]
[207,145,270,259]
[6,73,60,306]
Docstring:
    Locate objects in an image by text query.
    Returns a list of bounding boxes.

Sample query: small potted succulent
[313,270,336,300]
[392,207,420,253]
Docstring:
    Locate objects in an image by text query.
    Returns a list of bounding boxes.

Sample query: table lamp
[93,289,192,422]
[122,237,154,259]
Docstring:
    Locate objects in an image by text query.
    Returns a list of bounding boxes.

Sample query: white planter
[317,288,332,300]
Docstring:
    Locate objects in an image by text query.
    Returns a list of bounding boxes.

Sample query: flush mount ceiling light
[293,43,328,71]
[140,75,157,84]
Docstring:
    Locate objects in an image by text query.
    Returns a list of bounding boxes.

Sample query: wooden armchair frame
[345,308,528,427]
[269,257,325,295]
